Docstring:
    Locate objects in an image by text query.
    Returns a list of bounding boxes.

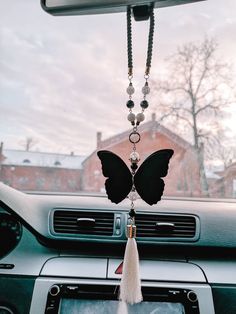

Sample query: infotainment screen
[59,299,185,314]
[44,284,198,314]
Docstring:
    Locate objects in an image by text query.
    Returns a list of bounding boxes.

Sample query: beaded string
[126,5,155,222]
[126,4,154,126]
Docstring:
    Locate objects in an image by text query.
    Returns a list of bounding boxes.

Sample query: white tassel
[117,301,128,314]
[118,224,142,314]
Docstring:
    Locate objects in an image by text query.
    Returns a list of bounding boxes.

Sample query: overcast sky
[0,0,236,155]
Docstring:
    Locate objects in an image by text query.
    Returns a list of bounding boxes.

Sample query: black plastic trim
[211,284,236,314]
[0,275,36,314]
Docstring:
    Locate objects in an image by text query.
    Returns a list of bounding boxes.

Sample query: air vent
[135,214,197,239]
[53,210,114,236]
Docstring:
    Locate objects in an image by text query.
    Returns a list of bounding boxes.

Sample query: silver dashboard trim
[108,259,206,282]
[40,257,107,278]
[40,257,206,282]
[190,259,236,284]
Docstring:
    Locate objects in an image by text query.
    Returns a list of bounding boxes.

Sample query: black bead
[140,100,149,109]
[131,163,138,170]
[126,100,134,109]
[129,209,135,218]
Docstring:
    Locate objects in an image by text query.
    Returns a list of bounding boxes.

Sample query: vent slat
[54,225,113,230]
[54,218,113,222]
[135,217,193,220]
[55,214,113,218]
[54,227,113,232]
[54,228,113,234]
[54,224,114,229]
[54,217,113,221]
[54,229,112,235]
[135,221,195,223]
[53,210,114,236]
[54,223,113,228]
[136,223,195,227]
[135,214,196,238]
[54,217,113,220]
[54,221,113,225]
[136,228,195,232]
[135,220,195,223]
[137,234,194,238]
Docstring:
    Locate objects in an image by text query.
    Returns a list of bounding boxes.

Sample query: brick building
[0,147,85,192]
[205,166,225,198]
[218,162,236,198]
[82,114,202,197]
[3,115,233,198]
[5,115,232,198]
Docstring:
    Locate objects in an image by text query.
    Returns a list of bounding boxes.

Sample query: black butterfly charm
[97,149,174,205]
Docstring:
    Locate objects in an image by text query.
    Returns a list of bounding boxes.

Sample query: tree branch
[195,103,220,116]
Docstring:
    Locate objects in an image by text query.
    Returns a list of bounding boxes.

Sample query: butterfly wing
[134,149,174,205]
[97,150,133,204]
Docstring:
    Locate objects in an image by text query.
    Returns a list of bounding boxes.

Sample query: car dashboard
[0,183,236,314]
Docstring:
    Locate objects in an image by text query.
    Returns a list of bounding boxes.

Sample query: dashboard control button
[187,291,198,302]
[49,285,60,296]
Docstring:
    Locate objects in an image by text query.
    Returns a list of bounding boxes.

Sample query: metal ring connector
[129,131,141,144]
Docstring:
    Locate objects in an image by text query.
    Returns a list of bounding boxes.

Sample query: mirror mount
[133,5,153,21]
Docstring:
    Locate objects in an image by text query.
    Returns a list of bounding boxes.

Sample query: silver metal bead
[126,84,135,96]
[136,112,145,122]
[142,84,150,95]
[127,112,136,122]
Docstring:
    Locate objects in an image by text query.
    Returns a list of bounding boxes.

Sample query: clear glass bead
[142,84,150,95]
[130,151,140,162]
[129,191,138,201]
[127,112,135,122]
[126,83,135,96]
[136,112,145,122]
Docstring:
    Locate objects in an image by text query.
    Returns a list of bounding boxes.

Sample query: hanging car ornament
[97,5,174,313]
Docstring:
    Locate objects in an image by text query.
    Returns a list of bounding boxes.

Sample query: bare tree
[206,125,236,169]
[153,38,234,196]
[20,137,38,151]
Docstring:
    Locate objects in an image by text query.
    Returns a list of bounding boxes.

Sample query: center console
[29,257,215,314]
[44,282,200,314]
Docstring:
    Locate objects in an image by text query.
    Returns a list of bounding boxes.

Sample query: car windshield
[0,0,236,199]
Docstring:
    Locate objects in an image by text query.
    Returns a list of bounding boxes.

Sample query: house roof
[1,149,86,169]
[100,119,192,150]
[205,169,222,180]
[222,162,236,177]
[83,117,193,164]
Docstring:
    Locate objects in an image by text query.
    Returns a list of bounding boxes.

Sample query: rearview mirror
[41,0,204,16]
